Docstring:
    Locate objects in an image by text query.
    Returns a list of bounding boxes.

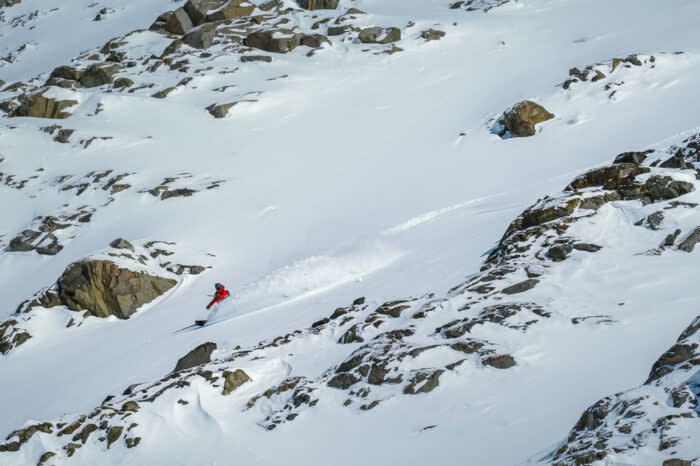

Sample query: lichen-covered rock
[206,0,255,21]
[502,100,554,137]
[166,7,194,35]
[13,91,78,119]
[222,369,251,395]
[79,63,121,88]
[55,260,177,318]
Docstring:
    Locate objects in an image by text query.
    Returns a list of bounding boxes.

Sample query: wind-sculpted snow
[4,131,700,463]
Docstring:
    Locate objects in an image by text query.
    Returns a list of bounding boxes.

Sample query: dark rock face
[183,25,216,49]
[327,372,360,389]
[677,226,700,252]
[613,151,651,164]
[482,354,516,369]
[296,0,339,9]
[358,27,401,44]
[659,154,693,169]
[502,100,554,137]
[0,320,31,355]
[548,243,573,261]
[403,369,443,395]
[174,342,217,371]
[56,260,177,318]
[502,279,539,295]
[646,341,699,383]
[8,228,63,255]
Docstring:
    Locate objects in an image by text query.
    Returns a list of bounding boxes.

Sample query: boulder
[174,342,217,371]
[8,230,41,252]
[106,426,123,448]
[206,0,255,21]
[482,354,516,369]
[14,92,78,119]
[358,27,401,44]
[296,0,339,9]
[502,100,554,137]
[45,66,83,86]
[56,260,177,319]
[79,63,121,88]
[421,29,445,41]
[166,7,194,35]
[244,30,302,53]
[109,238,134,251]
[222,369,251,395]
[300,34,330,48]
[548,243,572,261]
[183,24,216,49]
[113,77,134,88]
[613,151,650,165]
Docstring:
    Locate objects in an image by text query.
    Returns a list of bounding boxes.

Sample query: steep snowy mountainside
[1,0,700,465]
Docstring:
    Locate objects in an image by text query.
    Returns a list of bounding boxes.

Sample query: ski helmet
[215,283,222,290]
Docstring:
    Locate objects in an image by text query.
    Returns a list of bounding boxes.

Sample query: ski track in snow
[382,193,507,235]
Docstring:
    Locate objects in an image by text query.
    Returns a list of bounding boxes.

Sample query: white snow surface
[0,0,700,465]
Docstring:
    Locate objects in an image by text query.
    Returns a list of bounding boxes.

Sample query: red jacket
[208,286,230,308]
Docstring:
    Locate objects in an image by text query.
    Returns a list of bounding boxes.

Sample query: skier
[207,283,230,310]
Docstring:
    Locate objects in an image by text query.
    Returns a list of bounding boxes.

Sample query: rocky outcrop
[0,320,31,355]
[501,100,554,137]
[13,91,78,119]
[55,260,177,318]
[156,0,255,35]
[549,316,700,465]
[19,260,177,319]
[174,342,217,371]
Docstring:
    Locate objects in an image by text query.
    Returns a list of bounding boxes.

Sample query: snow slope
[1,0,700,464]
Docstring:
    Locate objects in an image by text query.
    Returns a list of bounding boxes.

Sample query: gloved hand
[206,304,211,310]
